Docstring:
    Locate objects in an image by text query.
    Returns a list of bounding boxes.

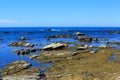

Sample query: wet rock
[36,48,42,51]
[99,44,107,48]
[2,60,30,77]
[13,49,30,55]
[47,34,71,38]
[71,52,78,56]
[90,50,96,54]
[9,42,35,47]
[13,48,37,55]
[24,43,34,47]
[92,38,98,42]
[74,32,84,36]
[1,32,11,34]
[29,55,38,59]
[20,37,26,40]
[2,75,41,80]
[43,42,65,50]
[115,31,120,34]
[107,41,120,46]
[77,36,92,42]
[77,46,88,50]
[74,44,88,50]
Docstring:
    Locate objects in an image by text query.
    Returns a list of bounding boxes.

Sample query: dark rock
[13,49,32,55]
[47,34,71,38]
[92,38,98,42]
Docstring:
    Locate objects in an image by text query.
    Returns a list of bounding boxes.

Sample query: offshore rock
[77,36,92,42]
[47,34,71,38]
[9,42,35,47]
[74,32,84,36]
[20,37,26,40]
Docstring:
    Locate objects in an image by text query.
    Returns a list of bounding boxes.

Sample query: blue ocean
[0,27,120,69]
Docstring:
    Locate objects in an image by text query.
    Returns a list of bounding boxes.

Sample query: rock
[20,37,26,40]
[29,55,38,59]
[89,45,94,48]
[90,50,96,54]
[2,75,40,80]
[43,42,65,50]
[30,49,36,52]
[9,42,35,47]
[77,45,88,50]
[1,32,11,34]
[13,48,37,55]
[2,60,30,77]
[71,52,78,56]
[24,43,34,47]
[13,49,29,55]
[92,38,98,42]
[99,44,107,48]
[74,32,84,36]
[47,34,71,38]
[77,36,92,42]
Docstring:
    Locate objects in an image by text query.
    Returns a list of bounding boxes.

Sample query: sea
[0,27,120,69]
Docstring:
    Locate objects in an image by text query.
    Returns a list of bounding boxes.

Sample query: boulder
[20,37,26,40]
[77,36,92,42]
[43,43,65,50]
[74,32,84,36]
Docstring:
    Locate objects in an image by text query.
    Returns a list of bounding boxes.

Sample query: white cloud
[0,19,28,24]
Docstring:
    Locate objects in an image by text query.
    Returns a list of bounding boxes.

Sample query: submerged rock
[109,53,117,62]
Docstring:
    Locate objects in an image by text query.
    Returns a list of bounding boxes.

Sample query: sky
[0,0,119,27]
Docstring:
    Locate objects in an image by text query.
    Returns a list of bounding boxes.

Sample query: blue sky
[0,0,119,27]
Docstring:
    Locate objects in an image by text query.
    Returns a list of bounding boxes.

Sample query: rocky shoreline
[1,30,120,80]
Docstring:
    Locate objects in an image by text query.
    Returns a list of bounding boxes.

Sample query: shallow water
[0,27,120,68]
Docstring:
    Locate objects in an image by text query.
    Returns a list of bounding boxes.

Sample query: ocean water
[0,27,120,68]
